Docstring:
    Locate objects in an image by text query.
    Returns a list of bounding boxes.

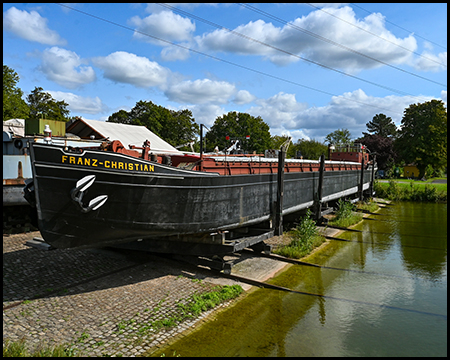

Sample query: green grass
[274,234,325,259]
[177,285,243,318]
[328,213,364,228]
[114,284,243,337]
[326,198,364,228]
[375,179,447,202]
[355,200,379,213]
[274,209,326,259]
[3,338,79,357]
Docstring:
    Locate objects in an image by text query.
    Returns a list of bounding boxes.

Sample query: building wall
[403,165,419,178]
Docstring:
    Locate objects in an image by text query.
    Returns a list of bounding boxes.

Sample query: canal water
[151,202,447,357]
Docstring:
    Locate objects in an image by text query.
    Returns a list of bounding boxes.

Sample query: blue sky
[3,3,447,143]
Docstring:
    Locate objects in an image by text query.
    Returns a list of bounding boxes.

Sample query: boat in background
[24,125,376,255]
[3,119,105,233]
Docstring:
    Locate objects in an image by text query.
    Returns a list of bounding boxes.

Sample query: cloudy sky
[3,3,447,143]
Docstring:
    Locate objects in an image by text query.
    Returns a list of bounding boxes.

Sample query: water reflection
[149,202,447,357]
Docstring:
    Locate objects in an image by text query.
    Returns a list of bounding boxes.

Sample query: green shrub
[334,198,355,220]
[327,198,364,228]
[274,210,325,259]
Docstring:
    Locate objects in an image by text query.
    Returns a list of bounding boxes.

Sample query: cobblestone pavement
[3,232,241,357]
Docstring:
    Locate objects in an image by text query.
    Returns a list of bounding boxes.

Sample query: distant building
[66,118,181,155]
[403,164,420,178]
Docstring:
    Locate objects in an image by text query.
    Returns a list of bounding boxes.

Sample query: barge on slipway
[24,130,376,255]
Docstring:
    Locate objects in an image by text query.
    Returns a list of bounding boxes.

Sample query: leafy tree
[291,138,328,160]
[324,128,352,145]
[355,134,398,171]
[108,100,199,147]
[3,65,29,121]
[107,109,131,124]
[26,87,70,121]
[363,113,397,137]
[394,100,447,179]
[205,111,271,153]
[164,109,199,149]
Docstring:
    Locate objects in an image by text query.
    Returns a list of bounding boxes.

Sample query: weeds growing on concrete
[328,199,364,228]
[356,200,379,213]
[274,209,325,259]
[3,338,79,357]
[178,285,243,318]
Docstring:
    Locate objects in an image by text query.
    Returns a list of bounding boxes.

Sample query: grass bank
[273,209,326,259]
[274,199,378,259]
[374,178,447,202]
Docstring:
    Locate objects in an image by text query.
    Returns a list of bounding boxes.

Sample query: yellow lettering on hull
[61,155,155,172]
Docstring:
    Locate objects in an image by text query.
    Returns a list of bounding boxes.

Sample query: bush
[274,210,325,259]
[334,198,355,220]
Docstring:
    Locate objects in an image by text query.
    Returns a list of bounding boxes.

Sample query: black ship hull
[28,142,372,251]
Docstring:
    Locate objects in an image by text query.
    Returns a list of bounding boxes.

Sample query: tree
[3,65,29,121]
[26,87,70,121]
[108,100,199,147]
[205,111,271,154]
[363,113,397,137]
[394,100,447,179]
[107,109,132,124]
[324,128,352,145]
[355,134,398,171]
[291,139,328,160]
[163,108,199,149]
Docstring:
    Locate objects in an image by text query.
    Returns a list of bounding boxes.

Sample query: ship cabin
[329,143,369,164]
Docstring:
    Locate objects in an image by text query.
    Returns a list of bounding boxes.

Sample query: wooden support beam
[359,158,365,201]
[314,154,325,221]
[370,155,376,196]
[274,149,285,236]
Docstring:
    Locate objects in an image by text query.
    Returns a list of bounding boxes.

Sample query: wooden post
[274,149,285,236]
[359,157,365,201]
[314,154,325,221]
[199,124,204,171]
[370,155,376,197]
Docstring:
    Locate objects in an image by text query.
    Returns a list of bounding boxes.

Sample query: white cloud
[197,20,280,56]
[165,79,236,104]
[195,5,418,72]
[160,44,191,61]
[411,51,447,72]
[92,51,170,88]
[247,92,308,130]
[245,89,433,143]
[233,90,256,105]
[39,47,95,88]
[441,91,447,106]
[186,104,227,128]
[48,91,107,115]
[129,10,195,45]
[3,7,66,46]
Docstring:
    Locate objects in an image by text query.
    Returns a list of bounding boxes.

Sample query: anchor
[70,175,108,213]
